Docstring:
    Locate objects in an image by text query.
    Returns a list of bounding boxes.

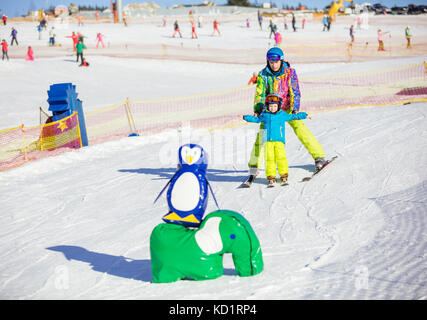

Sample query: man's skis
[239,175,256,188]
[301,156,338,182]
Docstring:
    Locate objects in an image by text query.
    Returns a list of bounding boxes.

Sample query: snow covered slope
[1,102,426,299]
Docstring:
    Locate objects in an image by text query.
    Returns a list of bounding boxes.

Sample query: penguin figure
[155,144,218,227]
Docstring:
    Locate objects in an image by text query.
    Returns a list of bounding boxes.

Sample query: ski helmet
[265,93,283,107]
[266,47,284,61]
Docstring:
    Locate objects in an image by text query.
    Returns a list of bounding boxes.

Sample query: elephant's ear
[195,217,223,255]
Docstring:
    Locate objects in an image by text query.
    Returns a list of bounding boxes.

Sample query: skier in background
[191,21,198,39]
[212,19,221,36]
[79,58,89,67]
[248,72,257,85]
[26,46,34,61]
[274,32,282,48]
[96,32,105,48]
[10,27,18,46]
[75,39,86,63]
[291,14,296,32]
[405,26,412,49]
[1,39,9,60]
[257,10,263,30]
[349,25,355,43]
[2,14,7,26]
[172,20,182,38]
[245,47,326,185]
[66,32,78,51]
[377,28,390,51]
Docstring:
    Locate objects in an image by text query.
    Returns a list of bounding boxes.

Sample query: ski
[301,156,338,182]
[239,174,256,188]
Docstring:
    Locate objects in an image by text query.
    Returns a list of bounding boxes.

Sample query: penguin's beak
[186,155,193,164]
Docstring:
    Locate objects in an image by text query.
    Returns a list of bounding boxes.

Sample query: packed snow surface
[0,14,426,299]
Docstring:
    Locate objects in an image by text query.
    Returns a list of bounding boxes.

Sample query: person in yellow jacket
[247,47,326,182]
[244,94,308,186]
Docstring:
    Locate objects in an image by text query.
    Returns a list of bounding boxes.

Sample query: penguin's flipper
[153,172,178,204]
[207,180,220,210]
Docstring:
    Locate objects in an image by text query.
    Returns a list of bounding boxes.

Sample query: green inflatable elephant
[150,210,263,283]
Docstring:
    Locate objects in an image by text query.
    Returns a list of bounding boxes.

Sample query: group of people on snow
[172,19,221,38]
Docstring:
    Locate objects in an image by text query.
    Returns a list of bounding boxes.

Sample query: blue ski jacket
[244,110,307,144]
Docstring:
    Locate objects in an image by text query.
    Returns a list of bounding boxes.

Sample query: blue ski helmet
[266,47,284,61]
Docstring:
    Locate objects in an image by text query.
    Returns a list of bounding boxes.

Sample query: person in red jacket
[212,19,221,36]
[191,21,198,39]
[79,58,89,67]
[1,39,9,60]
[2,15,7,26]
[248,72,257,85]
[66,32,78,51]
[26,46,34,61]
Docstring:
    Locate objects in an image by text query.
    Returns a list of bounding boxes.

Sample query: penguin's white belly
[171,172,200,211]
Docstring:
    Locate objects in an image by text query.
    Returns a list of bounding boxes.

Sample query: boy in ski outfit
[243,94,308,185]
[247,47,326,181]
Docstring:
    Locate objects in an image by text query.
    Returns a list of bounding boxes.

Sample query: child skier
[405,26,412,49]
[212,20,221,36]
[172,20,182,38]
[1,39,9,61]
[191,21,198,39]
[75,39,86,63]
[243,93,308,187]
[66,32,78,51]
[377,29,390,51]
[26,46,34,61]
[96,32,105,48]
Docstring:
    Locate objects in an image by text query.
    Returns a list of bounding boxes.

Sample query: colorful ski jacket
[244,110,307,144]
[253,63,301,115]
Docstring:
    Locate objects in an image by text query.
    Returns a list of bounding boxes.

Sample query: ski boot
[315,157,327,172]
[267,176,277,188]
[279,173,289,186]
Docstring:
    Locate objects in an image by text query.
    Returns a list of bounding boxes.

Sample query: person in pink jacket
[26,46,34,61]
[274,32,282,48]
[96,32,105,48]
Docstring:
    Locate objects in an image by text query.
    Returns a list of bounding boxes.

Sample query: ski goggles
[265,94,282,104]
[266,53,283,61]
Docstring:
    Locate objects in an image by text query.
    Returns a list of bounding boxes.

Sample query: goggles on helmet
[265,94,282,105]
[266,53,282,61]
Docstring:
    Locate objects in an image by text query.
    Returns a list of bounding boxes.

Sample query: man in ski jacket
[247,47,326,180]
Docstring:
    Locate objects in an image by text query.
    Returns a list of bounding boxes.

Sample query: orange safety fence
[0,112,82,172]
[1,62,426,172]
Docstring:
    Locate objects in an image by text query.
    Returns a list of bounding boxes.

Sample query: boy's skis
[239,156,337,187]
[301,156,338,182]
[239,175,288,188]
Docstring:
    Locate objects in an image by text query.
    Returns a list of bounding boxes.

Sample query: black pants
[11,37,18,45]
[76,52,83,63]
[2,50,9,60]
